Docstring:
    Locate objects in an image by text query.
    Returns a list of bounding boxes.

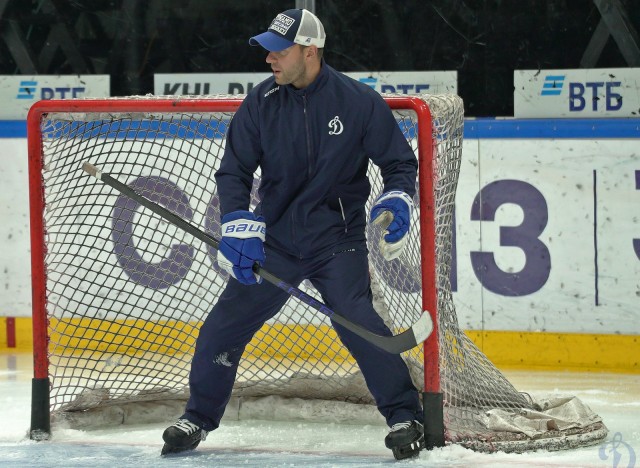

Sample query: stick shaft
[83,163,429,353]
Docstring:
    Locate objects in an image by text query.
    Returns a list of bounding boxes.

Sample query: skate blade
[391,438,425,460]
[391,446,421,460]
[161,441,199,456]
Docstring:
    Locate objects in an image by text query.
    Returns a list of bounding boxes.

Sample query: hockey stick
[82,162,433,354]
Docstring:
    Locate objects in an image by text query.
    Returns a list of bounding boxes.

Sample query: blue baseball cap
[249,9,326,52]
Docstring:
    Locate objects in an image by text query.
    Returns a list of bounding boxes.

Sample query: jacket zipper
[291,94,313,258]
[303,95,313,178]
[338,197,347,233]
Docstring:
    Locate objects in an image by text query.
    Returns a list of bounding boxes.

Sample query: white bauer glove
[369,190,414,261]
[217,210,266,285]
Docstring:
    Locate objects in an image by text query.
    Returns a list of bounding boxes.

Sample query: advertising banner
[154,73,271,96]
[3,126,638,335]
[154,71,457,96]
[514,68,640,118]
[343,71,457,94]
[0,75,110,119]
[454,138,639,334]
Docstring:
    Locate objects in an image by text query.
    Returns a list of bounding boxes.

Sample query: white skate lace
[389,421,412,432]
[173,419,208,441]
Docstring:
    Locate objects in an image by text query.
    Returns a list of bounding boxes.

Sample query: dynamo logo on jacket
[328,116,343,135]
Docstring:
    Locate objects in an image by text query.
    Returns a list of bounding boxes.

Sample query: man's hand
[369,191,413,261]
[217,210,266,285]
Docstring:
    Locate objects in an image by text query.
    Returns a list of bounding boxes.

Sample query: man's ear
[306,45,318,59]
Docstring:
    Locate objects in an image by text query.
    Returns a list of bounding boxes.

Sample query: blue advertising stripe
[463,118,640,139]
[0,119,229,139]
[0,121,27,138]
[40,119,230,140]
[2,118,640,139]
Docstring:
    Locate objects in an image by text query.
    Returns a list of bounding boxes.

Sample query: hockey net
[28,94,607,452]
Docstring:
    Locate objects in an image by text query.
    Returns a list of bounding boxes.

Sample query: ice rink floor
[0,352,638,467]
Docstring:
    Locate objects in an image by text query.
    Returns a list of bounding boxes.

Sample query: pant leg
[308,248,422,426]
[184,248,300,431]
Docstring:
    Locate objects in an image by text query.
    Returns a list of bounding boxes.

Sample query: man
[162,8,424,460]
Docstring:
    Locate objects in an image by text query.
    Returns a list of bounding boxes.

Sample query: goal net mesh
[30,94,607,452]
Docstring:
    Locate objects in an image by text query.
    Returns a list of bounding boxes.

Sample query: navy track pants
[183,245,422,431]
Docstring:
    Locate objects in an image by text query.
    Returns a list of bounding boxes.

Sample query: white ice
[0,352,638,468]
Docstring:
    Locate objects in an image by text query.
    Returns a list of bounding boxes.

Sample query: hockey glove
[217,210,266,285]
[370,191,414,261]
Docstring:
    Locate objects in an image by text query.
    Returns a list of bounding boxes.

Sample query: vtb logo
[16,81,37,99]
[540,75,565,96]
[540,74,623,111]
[358,77,430,94]
[16,80,86,100]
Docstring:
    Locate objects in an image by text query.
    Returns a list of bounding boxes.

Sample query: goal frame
[26,96,443,443]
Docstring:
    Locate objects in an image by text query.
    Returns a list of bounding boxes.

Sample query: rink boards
[0,118,639,372]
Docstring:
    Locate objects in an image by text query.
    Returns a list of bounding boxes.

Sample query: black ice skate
[161,418,207,456]
[384,420,425,460]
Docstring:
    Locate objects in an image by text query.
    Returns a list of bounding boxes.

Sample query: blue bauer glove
[217,210,266,285]
[369,191,414,261]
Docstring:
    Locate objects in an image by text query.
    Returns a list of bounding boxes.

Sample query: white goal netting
[28,94,607,452]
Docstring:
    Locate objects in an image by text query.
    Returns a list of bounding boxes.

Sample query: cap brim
[249,31,295,52]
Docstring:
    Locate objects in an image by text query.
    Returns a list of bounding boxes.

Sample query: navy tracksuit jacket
[184,61,423,431]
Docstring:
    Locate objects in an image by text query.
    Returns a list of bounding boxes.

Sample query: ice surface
[0,353,638,467]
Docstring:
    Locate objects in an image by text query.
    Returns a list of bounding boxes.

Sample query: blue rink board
[2,118,640,139]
